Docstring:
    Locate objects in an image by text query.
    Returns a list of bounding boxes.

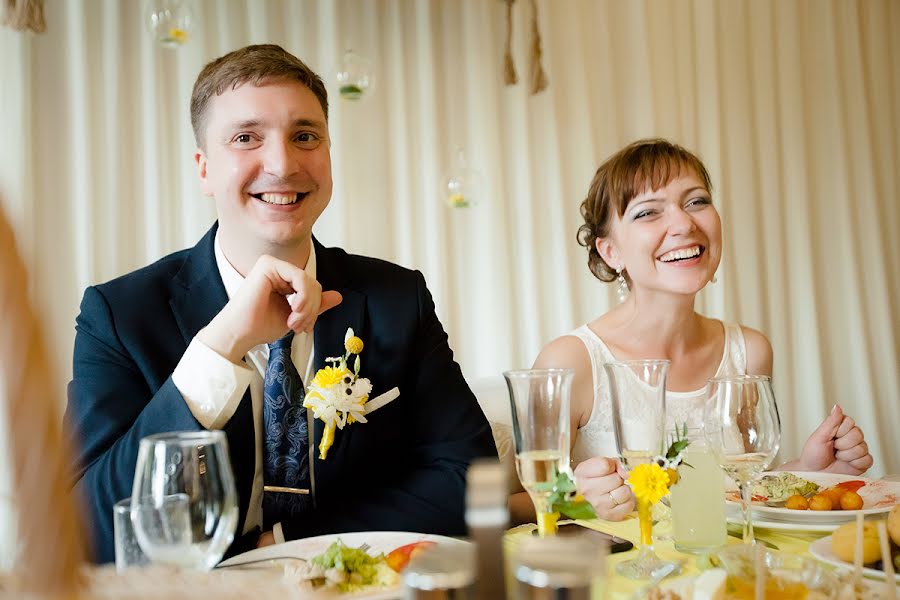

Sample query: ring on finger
[608,490,621,506]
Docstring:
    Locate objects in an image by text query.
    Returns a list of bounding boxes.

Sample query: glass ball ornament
[444,148,485,209]
[336,49,374,101]
[145,0,193,48]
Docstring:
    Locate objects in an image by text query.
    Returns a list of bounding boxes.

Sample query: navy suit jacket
[65,225,497,563]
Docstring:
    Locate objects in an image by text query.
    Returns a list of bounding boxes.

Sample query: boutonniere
[303,328,399,460]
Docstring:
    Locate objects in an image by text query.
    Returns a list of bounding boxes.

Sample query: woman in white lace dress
[510,139,873,523]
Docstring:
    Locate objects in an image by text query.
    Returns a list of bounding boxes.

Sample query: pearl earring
[616,267,629,303]
[710,273,718,284]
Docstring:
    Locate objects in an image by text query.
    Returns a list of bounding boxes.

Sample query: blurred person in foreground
[65,44,496,563]
[0,202,83,591]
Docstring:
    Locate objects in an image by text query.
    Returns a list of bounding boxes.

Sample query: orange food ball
[822,487,845,506]
[785,494,809,510]
[808,494,833,511]
[839,491,864,511]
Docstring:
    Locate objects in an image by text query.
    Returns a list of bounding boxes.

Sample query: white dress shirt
[172,234,316,542]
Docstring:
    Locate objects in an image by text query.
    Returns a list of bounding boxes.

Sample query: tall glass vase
[604,360,680,580]
[504,369,574,537]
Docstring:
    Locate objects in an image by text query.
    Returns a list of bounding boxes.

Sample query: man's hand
[257,530,276,548]
[574,457,635,521]
[796,404,873,475]
[198,254,342,363]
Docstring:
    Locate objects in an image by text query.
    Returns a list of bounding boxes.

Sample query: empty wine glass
[703,375,781,544]
[131,431,239,570]
[605,359,679,580]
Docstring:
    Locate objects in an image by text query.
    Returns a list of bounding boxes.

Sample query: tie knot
[268,332,294,352]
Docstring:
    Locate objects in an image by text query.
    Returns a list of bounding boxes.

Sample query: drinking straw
[876,521,897,600]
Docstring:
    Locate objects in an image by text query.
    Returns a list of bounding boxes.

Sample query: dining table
[504,515,831,599]
[5,510,895,599]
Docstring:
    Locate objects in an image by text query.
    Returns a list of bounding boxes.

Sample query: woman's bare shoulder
[533,334,591,370]
[738,324,773,376]
[534,333,595,426]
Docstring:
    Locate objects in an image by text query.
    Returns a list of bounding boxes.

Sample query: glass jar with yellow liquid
[668,430,727,553]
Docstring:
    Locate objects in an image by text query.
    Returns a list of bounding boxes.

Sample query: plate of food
[217,531,470,598]
[660,544,895,599]
[808,509,900,584]
[725,472,900,524]
[658,546,838,599]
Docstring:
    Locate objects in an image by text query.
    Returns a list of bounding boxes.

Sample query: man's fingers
[319,290,343,314]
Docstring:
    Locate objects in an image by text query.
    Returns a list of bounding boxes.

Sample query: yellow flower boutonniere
[303,328,372,460]
[304,329,401,459]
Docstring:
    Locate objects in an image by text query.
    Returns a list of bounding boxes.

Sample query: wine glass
[504,369,574,537]
[703,375,781,544]
[131,431,239,570]
[604,359,679,580]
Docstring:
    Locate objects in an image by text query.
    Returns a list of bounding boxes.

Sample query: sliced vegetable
[385,541,436,572]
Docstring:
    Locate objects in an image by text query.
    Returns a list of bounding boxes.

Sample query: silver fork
[215,541,373,570]
[215,555,307,569]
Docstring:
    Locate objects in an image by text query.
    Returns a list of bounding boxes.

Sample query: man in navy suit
[65,44,497,563]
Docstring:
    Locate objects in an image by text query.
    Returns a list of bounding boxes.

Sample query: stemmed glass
[605,359,679,580]
[131,431,239,570]
[703,375,781,544]
[504,369,574,537]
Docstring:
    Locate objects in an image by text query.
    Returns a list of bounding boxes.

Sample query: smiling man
[65,45,497,563]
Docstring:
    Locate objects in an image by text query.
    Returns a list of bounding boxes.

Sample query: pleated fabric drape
[1,0,897,482]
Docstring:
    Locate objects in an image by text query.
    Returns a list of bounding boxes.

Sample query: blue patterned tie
[262,333,311,527]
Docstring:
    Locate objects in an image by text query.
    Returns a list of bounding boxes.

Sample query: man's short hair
[190,44,329,148]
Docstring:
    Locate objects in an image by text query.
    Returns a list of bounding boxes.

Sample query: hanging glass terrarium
[445,147,485,209]
[145,0,194,48]
[336,49,374,100]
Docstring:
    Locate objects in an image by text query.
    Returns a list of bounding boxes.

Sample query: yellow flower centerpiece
[624,424,692,564]
[304,329,373,459]
[628,462,671,547]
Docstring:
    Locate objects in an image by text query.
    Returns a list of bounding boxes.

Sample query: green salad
[751,473,819,503]
[306,540,399,592]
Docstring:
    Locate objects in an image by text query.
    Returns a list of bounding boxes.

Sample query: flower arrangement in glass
[604,360,686,579]
[504,369,596,537]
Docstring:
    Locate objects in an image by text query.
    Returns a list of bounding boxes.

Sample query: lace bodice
[570,322,747,464]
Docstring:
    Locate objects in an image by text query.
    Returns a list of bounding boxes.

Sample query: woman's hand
[794,404,873,475]
[574,457,634,521]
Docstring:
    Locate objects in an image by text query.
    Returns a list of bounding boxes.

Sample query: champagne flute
[132,431,239,570]
[605,359,679,580]
[504,369,574,537]
[703,375,781,544]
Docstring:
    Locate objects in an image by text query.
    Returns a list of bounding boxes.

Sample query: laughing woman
[510,139,874,523]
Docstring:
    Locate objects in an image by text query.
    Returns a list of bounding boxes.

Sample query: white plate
[726,472,900,525]
[809,535,900,583]
[218,531,470,599]
[725,505,840,533]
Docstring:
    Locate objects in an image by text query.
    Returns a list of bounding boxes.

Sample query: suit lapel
[309,241,367,493]
[167,224,255,535]
[170,225,229,345]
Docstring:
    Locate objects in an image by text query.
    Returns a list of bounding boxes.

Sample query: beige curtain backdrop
[1,0,897,481]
